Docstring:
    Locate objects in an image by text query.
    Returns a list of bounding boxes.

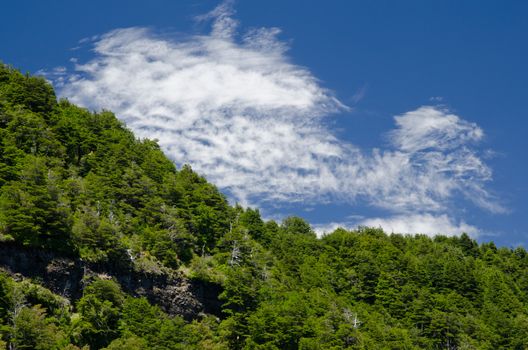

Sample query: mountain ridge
[1,63,527,349]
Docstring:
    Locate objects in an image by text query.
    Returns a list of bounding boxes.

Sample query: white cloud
[55,2,502,234]
[314,214,479,238]
[312,222,352,237]
[359,214,480,237]
[389,106,484,153]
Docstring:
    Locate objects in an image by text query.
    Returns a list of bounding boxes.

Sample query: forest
[1,63,528,349]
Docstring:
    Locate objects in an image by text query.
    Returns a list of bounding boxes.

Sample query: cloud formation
[359,214,479,236]
[313,214,479,237]
[56,3,501,236]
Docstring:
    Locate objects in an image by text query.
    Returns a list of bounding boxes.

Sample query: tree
[102,336,147,350]
[0,156,71,251]
[0,65,56,115]
[76,280,124,349]
[281,217,314,237]
[71,206,124,263]
[10,305,62,350]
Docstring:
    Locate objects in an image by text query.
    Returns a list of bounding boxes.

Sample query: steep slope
[1,64,528,350]
[0,63,231,263]
[0,63,232,348]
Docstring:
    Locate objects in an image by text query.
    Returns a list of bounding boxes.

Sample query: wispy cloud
[360,214,480,237]
[313,214,480,237]
[389,106,484,153]
[55,2,502,236]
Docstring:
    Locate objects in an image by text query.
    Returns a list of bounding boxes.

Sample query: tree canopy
[0,63,527,349]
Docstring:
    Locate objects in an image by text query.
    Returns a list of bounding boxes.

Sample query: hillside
[0,63,527,349]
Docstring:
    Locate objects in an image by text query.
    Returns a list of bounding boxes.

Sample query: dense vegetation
[0,63,527,349]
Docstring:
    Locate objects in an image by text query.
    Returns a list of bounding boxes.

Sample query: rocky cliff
[0,242,222,320]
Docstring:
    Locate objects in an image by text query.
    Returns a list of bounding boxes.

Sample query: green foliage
[0,63,230,264]
[281,216,315,237]
[102,336,147,350]
[0,64,56,115]
[76,280,124,349]
[0,275,69,350]
[71,206,124,263]
[2,64,528,349]
[119,297,164,341]
[0,156,72,251]
[10,305,63,349]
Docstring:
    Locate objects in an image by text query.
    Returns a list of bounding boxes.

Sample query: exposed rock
[0,242,222,320]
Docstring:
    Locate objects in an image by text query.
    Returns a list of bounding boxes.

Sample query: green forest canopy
[1,63,528,349]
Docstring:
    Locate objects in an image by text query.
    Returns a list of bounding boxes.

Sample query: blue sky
[1,1,527,247]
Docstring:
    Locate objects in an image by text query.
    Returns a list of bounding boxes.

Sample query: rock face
[0,242,222,319]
